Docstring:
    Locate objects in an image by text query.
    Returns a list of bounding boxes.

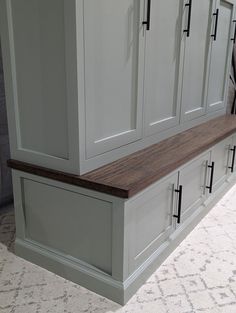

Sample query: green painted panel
[22,178,112,274]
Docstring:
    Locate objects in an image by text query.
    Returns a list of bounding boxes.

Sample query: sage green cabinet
[11,133,236,305]
[0,0,235,175]
[207,0,235,112]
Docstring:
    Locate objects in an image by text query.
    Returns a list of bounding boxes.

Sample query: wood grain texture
[8,115,236,199]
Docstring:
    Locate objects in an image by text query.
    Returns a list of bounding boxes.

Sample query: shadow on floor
[0,202,15,252]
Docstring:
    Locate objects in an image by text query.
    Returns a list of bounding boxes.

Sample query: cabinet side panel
[22,178,112,275]
[10,0,69,159]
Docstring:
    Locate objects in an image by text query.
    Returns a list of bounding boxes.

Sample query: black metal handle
[228,146,236,173]
[183,0,192,37]
[206,162,215,194]
[143,0,151,31]
[231,20,236,43]
[211,9,219,41]
[173,185,183,224]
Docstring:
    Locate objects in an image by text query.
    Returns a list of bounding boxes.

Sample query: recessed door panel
[144,0,183,136]
[23,179,112,275]
[132,173,178,268]
[229,134,236,175]
[177,152,210,225]
[207,0,234,112]
[181,0,213,121]
[84,0,145,158]
[10,0,69,159]
[211,137,231,191]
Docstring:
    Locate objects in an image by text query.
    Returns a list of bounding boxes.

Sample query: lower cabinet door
[210,136,232,191]
[176,152,210,226]
[229,134,236,174]
[232,134,236,147]
[129,173,178,269]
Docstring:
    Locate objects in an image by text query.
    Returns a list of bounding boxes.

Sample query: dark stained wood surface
[8,115,236,199]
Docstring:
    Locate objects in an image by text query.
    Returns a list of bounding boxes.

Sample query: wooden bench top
[8,115,236,199]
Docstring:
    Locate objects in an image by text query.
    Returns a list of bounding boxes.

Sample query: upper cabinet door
[207,0,234,113]
[84,0,145,158]
[181,0,214,122]
[144,0,183,137]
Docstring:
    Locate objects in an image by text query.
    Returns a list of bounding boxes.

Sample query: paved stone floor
[1,185,236,313]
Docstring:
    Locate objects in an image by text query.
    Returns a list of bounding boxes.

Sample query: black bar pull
[183,0,192,37]
[143,0,151,31]
[206,162,215,194]
[228,146,236,173]
[173,185,183,224]
[211,9,219,41]
[231,20,236,43]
